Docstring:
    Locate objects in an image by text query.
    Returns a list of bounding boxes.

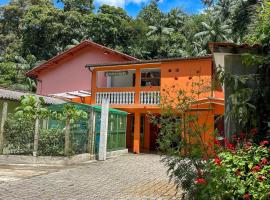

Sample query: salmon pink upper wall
[36,46,132,95]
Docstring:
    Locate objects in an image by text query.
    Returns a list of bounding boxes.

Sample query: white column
[98,98,109,161]
[0,101,8,154]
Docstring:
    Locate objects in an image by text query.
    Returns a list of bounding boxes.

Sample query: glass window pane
[96,70,136,88]
[141,68,160,87]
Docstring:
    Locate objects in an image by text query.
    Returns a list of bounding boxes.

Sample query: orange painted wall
[160,58,217,100]
[71,96,91,104]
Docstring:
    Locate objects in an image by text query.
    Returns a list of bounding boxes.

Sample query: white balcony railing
[96,92,135,104]
[96,91,160,105]
[140,91,160,105]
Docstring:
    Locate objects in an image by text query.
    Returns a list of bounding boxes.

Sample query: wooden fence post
[88,109,96,159]
[33,102,40,157]
[42,118,48,129]
[65,114,71,156]
[0,101,8,154]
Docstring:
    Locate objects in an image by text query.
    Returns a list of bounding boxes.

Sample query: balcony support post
[91,69,97,104]
[135,68,140,104]
[133,111,141,154]
[144,114,150,151]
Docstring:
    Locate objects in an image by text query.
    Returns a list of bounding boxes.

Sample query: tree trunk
[65,114,71,156]
[0,101,8,154]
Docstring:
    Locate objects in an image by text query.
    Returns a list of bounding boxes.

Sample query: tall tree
[137,0,163,26]
[195,18,232,42]
[58,0,94,13]
[89,5,133,49]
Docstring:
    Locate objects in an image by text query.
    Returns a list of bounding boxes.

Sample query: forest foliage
[0,0,263,91]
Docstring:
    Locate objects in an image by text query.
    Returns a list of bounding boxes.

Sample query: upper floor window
[141,68,160,87]
[96,70,136,88]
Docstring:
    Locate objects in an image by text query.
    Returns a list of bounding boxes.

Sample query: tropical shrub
[196,140,270,200]
[4,115,34,155]
[150,78,214,198]
[154,75,270,199]
[38,128,65,156]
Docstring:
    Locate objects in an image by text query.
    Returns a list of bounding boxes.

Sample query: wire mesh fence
[1,102,127,157]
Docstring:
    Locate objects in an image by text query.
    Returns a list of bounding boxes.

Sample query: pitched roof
[26,40,139,77]
[208,42,263,53]
[86,55,212,69]
[0,87,67,105]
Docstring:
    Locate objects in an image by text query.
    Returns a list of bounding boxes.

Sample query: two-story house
[87,56,224,153]
[26,40,225,154]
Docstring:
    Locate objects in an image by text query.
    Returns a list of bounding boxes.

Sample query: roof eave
[208,42,263,53]
[85,55,213,69]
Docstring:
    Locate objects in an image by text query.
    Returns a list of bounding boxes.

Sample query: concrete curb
[0,149,128,167]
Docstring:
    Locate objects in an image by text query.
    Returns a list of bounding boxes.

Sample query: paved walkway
[0,154,182,200]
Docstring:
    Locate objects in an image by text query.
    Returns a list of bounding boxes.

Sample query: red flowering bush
[196,141,270,200]
[195,178,207,185]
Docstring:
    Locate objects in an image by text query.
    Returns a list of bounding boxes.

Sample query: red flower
[243,193,251,200]
[246,142,252,146]
[214,157,222,166]
[207,142,213,148]
[195,178,207,184]
[214,139,221,147]
[251,128,257,136]
[251,165,261,172]
[244,142,252,149]
[260,140,269,146]
[258,175,266,182]
[226,143,235,150]
[261,158,268,165]
[240,132,245,139]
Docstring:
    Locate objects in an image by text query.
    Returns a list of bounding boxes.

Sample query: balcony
[95,90,160,105]
[93,67,161,106]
